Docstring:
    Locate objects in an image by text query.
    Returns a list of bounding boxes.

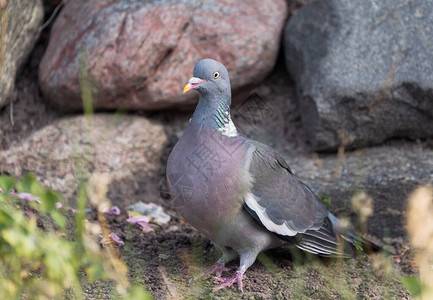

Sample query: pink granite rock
[39,0,287,111]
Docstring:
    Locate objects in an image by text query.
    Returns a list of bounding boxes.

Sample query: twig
[158,266,179,300]
[39,0,65,32]
[9,97,14,126]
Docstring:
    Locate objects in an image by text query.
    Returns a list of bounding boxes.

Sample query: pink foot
[205,263,232,277]
[212,271,246,292]
[192,262,232,281]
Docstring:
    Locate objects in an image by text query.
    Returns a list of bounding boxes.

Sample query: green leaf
[86,262,106,282]
[17,173,37,193]
[41,190,60,211]
[123,286,153,300]
[401,276,422,296]
[0,176,16,193]
[127,211,144,217]
[353,236,364,252]
[50,211,66,229]
[30,181,44,198]
[318,195,331,210]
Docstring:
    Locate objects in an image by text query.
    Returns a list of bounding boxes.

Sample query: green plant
[0,173,152,299]
[318,194,331,210]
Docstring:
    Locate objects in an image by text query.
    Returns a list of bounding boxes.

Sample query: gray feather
[243,140,347,255]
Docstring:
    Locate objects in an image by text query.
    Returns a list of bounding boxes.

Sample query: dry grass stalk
[87,172,130,294]
[407,185,433,299]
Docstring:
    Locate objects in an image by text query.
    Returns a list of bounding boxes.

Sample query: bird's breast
[167,126,252,238]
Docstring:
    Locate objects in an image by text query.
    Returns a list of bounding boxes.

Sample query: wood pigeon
[167,59,377,292]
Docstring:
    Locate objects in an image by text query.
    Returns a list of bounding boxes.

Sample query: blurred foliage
[405,185,433,299]
[0,173,152,299]
[401,276,422,297]
[318,194,331,210]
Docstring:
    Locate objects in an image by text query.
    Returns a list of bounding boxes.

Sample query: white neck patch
[218,115,238,137]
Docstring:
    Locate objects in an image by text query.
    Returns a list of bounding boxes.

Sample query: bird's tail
[328,213,382,254]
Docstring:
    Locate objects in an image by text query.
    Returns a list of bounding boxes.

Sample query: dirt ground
[0,3,421,298]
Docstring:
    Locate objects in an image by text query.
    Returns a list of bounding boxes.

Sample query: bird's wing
[244,140,344,256]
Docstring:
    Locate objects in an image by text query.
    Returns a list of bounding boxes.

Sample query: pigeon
[166,59,378,292]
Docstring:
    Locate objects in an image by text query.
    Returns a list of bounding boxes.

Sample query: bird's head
[183,59,231,98]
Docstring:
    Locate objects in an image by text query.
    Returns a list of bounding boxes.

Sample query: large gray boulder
[284,0,433,151]
[39,0,288,112]
[0,0,43,107]
[290,143,433,240]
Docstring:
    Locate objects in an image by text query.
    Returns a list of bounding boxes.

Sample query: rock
[166,225,179,232]
[288,141,433,241]
[39,0,288,112]
[0,114,167,200]
[284,0,433,151]
[0,0,43,107]
[231,63,305,155]
[127,202,171,224]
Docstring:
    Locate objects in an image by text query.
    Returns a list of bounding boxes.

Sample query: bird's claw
[192,262,232,281]
[212,271,246,292]
[205,263,233,277]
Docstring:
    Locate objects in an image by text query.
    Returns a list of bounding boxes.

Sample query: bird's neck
[191,96,238,137]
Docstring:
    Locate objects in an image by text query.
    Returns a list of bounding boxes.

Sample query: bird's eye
[213,71,220,79]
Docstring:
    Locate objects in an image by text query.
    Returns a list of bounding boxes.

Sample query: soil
[0,2,421,299]
[83,206,415,300]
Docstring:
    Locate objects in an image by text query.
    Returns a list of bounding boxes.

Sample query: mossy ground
[76,213,413,300]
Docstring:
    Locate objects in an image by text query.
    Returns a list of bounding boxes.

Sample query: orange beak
[183,83,193,94]
[183,77,206,94]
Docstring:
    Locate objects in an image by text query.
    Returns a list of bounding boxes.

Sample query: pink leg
[193,261,233,281]
[212,270,247,292]
[211,251,258,292]
[194,246,237,280]
[205,262,233,277]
